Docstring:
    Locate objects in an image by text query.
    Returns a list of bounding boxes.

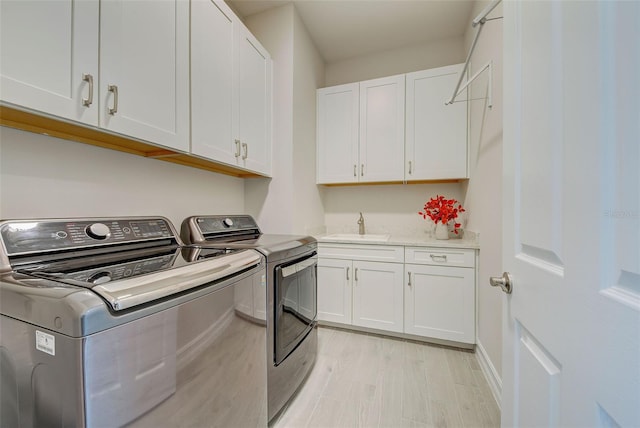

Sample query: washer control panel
[0,218,175,256]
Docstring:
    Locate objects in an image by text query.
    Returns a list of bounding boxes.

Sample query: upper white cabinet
[191,0,237,166]
[1,0,190,152]
[316,83,359,184]
[316,75,405,184]
[359,75,405,183]
[191,0,272,176]
[316,64,468,185]
[0,0,99,125]
[405,64,467,180]
[100,0,190,152]
[236,25,272,176]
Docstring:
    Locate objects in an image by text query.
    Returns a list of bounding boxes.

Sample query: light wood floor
[272,327,500,428]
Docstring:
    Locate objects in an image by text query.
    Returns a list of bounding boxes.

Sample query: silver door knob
[489,272,513,294]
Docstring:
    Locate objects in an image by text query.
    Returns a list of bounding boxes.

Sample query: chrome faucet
[357,212,365,235]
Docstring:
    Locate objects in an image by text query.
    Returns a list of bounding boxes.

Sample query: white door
[352,261,404,333]
[405,264,474,344]
[0,0,98,125]
[100,0,189,151]
[316,83,360,184]
[405,64,468,181]
[317,258,353,324]
[501,1,639,427]
[236,25,272,176]
[191,0,237,164]
[359,75,405,183]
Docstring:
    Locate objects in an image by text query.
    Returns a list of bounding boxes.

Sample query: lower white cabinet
[352,260,404,333]
[404,247,476,344]
[317,244,404,333]
[405,264,475,343]
[318,243,477,345]
[317,258,352,324]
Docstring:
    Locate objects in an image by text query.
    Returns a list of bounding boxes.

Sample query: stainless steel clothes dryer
[181,215,318,422]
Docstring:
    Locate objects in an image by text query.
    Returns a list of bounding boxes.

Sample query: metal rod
[446,0,502,106]
[472,0,502,27]
[446,23,483,106]
[454,60,492,100]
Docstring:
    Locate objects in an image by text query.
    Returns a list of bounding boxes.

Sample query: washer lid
[20,247,262,311]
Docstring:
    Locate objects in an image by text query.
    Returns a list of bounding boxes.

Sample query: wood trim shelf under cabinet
[0,105,265,178]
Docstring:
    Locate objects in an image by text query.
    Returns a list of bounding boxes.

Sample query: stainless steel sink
[322,233,390,242]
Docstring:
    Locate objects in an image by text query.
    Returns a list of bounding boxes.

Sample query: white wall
[325,36,465,86]
[324,183,464,237]
[0,127,245,229]
[243,4,326,236]
[292,10,326,235]
[462,0,504,396]
[243,5,295,234]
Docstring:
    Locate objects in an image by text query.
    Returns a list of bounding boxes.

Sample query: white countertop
[315,231,480,250]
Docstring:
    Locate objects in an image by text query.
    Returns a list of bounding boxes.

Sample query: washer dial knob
[86,223,111,240]
[88,271,112,285]
[223,218,234,228]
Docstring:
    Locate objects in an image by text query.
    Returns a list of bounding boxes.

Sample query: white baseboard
[475,339,502,410]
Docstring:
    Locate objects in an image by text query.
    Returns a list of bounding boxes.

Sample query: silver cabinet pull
[408,160,412,174]
[82,73,94,107]
[430,254,447,262]
[408,271,412,286]
[355,268,358,281]
[108,84,118,115]
[353,165,357,177]
[346,267,350,281]
[361,164,364,176]
[234,140,241,158]
[242,143,248,160]
[490,272,513,294]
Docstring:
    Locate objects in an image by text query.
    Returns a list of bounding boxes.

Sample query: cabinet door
[316,83,360,184]
[100,0,189,151]
[352,261,404,333]
[317,258,352,324]
[0,0,98,125]
[236,24,272,176]
[359,75,405,183]
[405,264,475,343]
[405,64,467,180]
[191,0,237,165]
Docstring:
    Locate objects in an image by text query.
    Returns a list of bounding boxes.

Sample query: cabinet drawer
[319,244,404,263]
[405,247,475,268]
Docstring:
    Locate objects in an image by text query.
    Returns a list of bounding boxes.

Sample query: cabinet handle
[242,143,248,160]
[235,140,241,158]
[353,165,357,177]
[408,160,412,174]
[361,164,364,177]
[408,272,412,286]
[430,254,448,262]
[346,267,350,280]
[82,73,94,107]
[355,268,358,282]
[108,84,118,115]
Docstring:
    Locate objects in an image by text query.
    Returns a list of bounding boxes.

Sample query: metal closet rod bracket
[445,0,502,108]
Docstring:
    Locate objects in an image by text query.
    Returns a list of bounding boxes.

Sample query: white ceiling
[227,0,476,63]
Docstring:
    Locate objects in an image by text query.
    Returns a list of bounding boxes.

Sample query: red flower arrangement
[418,195,466,235]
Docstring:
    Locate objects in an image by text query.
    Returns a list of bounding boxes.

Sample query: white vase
[435,222,449,240]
